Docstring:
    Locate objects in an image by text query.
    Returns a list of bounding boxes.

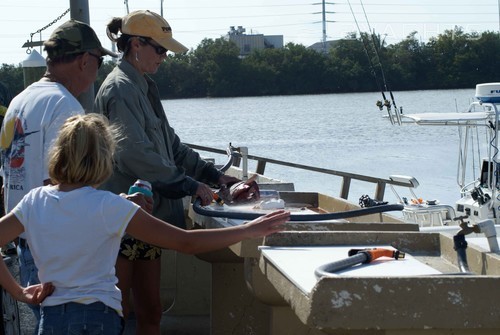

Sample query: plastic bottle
[128,179,153,197]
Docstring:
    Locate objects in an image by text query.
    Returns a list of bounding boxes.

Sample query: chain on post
[25,8,70,54]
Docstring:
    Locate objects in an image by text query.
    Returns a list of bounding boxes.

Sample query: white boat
[383,83,500,235]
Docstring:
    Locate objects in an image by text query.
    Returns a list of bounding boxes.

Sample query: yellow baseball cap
[122,10,188,53]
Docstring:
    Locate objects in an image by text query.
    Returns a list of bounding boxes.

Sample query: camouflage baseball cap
[44,19,117,58]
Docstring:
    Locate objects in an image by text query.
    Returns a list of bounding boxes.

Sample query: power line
[1,0,499,64]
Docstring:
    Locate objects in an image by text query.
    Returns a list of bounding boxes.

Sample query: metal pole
[322,0,326,54]
[69,0,94,113]
[240,147,248,181]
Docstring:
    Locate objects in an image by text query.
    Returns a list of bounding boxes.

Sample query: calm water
[163,88,477,207]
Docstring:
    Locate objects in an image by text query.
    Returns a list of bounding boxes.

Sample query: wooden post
[256,160,267,175]
[375,181,386,201]
[340,176,351,199]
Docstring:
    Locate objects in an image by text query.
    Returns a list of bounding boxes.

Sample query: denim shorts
[39,302,124,335]
[17,240,41,333]
[17,241,40,287]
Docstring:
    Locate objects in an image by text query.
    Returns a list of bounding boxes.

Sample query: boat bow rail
[388,175,456,226]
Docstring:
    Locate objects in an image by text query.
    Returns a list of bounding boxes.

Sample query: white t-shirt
[13,185,140,314]
[0,81,84,216]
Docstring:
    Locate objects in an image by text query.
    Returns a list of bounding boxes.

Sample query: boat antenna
[124,0,130,14]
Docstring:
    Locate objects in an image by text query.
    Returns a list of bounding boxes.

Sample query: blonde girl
[0,114,288,335]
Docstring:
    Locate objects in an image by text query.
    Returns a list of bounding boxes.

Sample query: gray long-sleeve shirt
[94,60,221,227]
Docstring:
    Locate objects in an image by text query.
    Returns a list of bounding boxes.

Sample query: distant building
[226,26,283,57]
[308,40,342,54]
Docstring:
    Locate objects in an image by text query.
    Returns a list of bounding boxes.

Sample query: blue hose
[453,234,472,274]
[314,252,370,278]
[192,198,403,221]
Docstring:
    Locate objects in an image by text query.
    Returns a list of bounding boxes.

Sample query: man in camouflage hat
[0,19,116,334]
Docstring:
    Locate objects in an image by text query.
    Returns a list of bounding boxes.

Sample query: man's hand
[121,192,154,214]
[195,183,216,206]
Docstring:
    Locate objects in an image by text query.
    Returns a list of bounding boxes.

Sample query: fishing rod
[347,0,402,124]
[345,0,392,124]
[360,0,402,125]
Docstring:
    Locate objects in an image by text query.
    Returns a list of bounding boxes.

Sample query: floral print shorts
[119,235,162,261]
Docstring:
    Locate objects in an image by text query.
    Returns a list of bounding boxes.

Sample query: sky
[1,0,499,65]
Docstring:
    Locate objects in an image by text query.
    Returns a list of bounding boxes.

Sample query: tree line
[1,27,499,99]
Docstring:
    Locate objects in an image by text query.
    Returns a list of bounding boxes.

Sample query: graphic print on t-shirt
[0,114,39,185]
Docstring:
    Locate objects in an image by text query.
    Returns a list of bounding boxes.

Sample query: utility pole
[322,0,327,54]
[70,0,94,113]
[314,1,334,54]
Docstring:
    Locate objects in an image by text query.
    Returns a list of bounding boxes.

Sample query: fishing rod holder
[382,102,403,125]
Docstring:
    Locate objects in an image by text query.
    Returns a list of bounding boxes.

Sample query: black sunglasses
[87,52,103,69]
[138,37,167,55]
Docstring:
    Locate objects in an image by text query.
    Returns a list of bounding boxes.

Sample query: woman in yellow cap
[94,10,258,334]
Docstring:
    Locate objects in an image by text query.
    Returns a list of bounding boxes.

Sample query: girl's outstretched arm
[126,209,289,255]
[0,213,54,304]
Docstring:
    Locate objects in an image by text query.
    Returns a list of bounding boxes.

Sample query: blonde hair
[48,113,119,186]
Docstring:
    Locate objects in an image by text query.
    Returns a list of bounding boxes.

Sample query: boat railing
[186,143,417,202]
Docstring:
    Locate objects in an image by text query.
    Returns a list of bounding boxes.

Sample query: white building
[226,26,284,57]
